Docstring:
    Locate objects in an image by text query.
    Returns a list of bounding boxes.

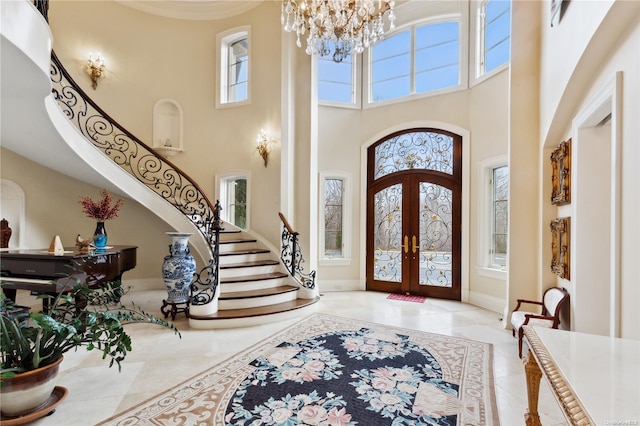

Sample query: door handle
[403,235,409,253]
[412,235,418,254]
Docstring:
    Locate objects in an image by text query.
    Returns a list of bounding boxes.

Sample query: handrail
[278,213,316,290]
[278,213,298,236]
[49,53,217,244]
[36,0,220,307]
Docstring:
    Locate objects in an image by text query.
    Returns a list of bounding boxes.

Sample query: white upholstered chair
[510,287,569,358]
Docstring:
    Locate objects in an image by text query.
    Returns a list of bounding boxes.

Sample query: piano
[0,245,137,305]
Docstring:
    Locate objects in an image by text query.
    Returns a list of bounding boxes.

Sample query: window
[217,27,250,107]
[319,172,352,264]
[370,20,460,103]
[227,38,248,101]
[317,42,356,105]
[324,178,343,257]
[371,30,411,101]
[415,22,460,93]
[478,157,508,278]
[491,165,508,268]
[217,172,250,229]
[478,0,511,77]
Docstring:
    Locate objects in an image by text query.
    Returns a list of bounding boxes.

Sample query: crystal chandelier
[281,0,396,63]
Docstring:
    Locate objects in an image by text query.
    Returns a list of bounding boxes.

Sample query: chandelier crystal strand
[282,0,395,63]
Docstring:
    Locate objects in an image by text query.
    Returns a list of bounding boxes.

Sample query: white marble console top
[527,326,640,425]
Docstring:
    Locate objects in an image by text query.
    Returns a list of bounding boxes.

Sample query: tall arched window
[217,27,250,107]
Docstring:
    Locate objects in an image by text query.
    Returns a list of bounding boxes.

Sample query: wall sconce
[256,129,271,167]
[86,52,105,90]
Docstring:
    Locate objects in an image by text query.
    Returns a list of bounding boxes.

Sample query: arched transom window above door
[373,131,456,179]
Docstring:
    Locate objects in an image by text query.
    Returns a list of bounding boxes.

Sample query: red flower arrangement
[79,189,124,221]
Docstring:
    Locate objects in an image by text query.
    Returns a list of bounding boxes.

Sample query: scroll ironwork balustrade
[279,213,316,289]
[35,0,220,306]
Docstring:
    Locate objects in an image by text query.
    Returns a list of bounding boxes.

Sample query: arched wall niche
[153,98,184,158]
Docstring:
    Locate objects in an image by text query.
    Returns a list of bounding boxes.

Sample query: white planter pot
[0,356,63,417]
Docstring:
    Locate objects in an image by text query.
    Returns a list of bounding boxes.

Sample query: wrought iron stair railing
[34,0,315,309]
[49,53,217,248]
[49,53,221,306]
[33,0,220,307]
[279,213,316,290]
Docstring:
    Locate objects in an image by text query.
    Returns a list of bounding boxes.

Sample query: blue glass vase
[93,221,107,248]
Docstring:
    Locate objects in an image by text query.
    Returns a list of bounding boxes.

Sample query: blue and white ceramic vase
[162,232,196,303]
[93,221,107,248]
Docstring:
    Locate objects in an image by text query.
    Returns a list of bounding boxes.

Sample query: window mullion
[410,26,416,95]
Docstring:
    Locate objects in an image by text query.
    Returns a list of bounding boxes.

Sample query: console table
[0,245,137,305]
[522,325,640,425]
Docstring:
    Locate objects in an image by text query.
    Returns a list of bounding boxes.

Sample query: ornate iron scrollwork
[191,201,224,304]
[40,3,221,307]
[279,214,316,289]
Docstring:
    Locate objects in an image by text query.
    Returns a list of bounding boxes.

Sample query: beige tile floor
[15,289,568,425]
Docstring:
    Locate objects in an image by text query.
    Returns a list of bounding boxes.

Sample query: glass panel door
[367,128,462,300]
[417,183,453,288]
[373,184,403,283]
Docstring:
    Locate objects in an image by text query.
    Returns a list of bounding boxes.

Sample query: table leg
[523,350,543,426]
[2,288,17,302]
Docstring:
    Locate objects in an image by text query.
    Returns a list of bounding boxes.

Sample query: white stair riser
[221,265,279,278]
[218,253,271,265]
[219,291,297,310]
[220,277,288,292]
[217,233,242,241]
[219,242,258,252]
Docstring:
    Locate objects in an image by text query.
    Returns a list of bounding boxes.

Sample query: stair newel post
[211,200,223,310]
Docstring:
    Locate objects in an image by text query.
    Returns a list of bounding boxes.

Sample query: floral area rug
[99,314,499,426]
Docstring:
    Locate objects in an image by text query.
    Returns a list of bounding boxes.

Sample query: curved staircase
[189,228,319,329]
[1,0,319,330]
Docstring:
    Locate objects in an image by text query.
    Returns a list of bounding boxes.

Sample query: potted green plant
[0,271,180,419]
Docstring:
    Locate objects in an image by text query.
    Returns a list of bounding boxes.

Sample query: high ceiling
[114,0,264,21]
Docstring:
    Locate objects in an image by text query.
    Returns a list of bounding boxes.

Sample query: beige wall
[317,79,510,304]
[48,0,284,247]
[506,0,542,323]
[468,71,510,302]
[539,0,615,141]
[539,1,640,339]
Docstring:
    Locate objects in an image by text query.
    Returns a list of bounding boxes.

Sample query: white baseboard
[122,278,164,292]
[317,279,362,292]
[468,290,506,315]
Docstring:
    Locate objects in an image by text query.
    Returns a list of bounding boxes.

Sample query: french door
[366,129,462,300]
